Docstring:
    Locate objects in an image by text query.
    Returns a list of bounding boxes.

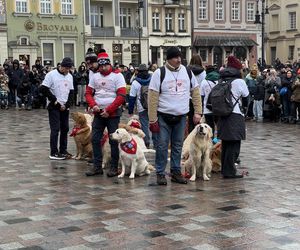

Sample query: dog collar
[120,138,137,154]
[70,126,81,137]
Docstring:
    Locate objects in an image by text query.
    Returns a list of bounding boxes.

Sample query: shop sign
[163,39,178,45]
[24,19,78,33]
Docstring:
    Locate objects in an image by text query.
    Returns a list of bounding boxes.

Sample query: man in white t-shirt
[40,57,74,160]
[148,46,202,185]
[85,50,126,177]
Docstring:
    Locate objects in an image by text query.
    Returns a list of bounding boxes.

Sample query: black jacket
[8,63,24,89]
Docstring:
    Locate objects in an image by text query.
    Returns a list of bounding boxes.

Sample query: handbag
[279,87,288,96]
[158,112,184,125]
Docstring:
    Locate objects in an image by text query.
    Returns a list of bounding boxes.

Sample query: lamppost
[254,0,269,69]
[137,0,144,65]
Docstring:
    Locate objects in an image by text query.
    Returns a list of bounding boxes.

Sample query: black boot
[171,170,188,184]
[107,167,118,177]
[86,166,103,176]
[157,174,167,185]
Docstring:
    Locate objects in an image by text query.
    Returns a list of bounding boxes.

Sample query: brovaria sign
[24,20,78,33]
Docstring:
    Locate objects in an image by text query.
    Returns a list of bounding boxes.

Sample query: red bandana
[120,138,137,154]
[130,121,141,129]
[70,126,81,137]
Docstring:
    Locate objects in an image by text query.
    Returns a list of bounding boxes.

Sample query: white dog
[111,128,152,179]
[183,123,213,181]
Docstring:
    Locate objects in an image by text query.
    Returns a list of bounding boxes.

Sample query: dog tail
[147,164,155,172]
[142,149,156,154]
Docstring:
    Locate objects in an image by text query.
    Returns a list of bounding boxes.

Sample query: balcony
[121,28,139,37]
[91,27,115,37]
[164,0,180,5]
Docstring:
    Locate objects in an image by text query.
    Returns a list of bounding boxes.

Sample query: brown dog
[70,112,93,160]
[211,142,221,172]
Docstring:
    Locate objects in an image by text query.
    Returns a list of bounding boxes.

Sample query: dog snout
[109,133,113,139]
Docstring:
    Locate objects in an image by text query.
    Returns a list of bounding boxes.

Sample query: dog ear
[207,126,213,139]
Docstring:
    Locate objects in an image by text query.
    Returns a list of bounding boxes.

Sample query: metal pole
[261,0,265,68]
[190,0,194,54]
[138,1,142,65]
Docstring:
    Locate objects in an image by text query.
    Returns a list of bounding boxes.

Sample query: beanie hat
[138,63,148,72]
[97,49,111,65]
[60,57,74,68]
[206,65,216,74]
[85,52,97,63]
[166,46,182,60]
[227,56,242,70]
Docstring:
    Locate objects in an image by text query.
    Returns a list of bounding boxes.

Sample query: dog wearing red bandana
[111,128,153,179]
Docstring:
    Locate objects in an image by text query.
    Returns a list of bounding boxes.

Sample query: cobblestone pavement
[0,108,300,250]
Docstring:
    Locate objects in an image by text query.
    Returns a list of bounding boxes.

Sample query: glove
[149,121,160,133]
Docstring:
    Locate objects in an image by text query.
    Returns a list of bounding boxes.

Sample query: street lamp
[254,0,269,69]
[137,0,144,65]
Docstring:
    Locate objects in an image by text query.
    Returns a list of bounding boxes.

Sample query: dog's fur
[111,128,152,179]
[211,142,221,172]
[182,123,213,181]
[70,112,93,160]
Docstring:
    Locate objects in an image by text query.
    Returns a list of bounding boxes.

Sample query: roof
[193,36,258,47]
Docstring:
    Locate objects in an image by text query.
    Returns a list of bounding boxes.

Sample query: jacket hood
[135,75,151,86]
[220,67,241,80]
[188,65,204,75]
[205,71,220,82]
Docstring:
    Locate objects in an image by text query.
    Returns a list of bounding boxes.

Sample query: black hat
[206,65,216,74]
[166,46,182,60]
[85,52,97,63]
[61,57,74,68]
[138,64,148,72]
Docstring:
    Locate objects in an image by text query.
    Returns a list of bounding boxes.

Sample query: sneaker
[171,171,188,184]
[157,174,167,185]
[49,153,65,160]
[86,167,103,176]
[60,151,72,159]
[107,167,118,177]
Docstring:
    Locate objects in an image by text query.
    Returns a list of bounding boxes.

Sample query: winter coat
[188,65,206,86]
[7,60,24,89]
[245,74,258,96]
[253,75,265,101]
[291,80,300,102]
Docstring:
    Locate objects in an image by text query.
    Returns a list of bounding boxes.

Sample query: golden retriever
[182,123,213,181]
[70,112,93,160]
[111,128,152,179]
[211,142,221,173]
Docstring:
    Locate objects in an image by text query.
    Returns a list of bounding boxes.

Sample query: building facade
[266,0,300,64]
[148,0,191,66]
[192,0,260,68]
[6,0,85,68]
[0,0,7,64]
[84,0,148,66]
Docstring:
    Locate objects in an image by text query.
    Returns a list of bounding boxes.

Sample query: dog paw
[203,175,210,181]
[118,174,124,178]
[129,174,135,179]
[189,176,196,182]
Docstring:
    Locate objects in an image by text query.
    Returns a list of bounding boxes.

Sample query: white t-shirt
[231,78,249,115]
[200,79,217,114]
[149,65,199,115]
[195,70,206,88]
[88,72,126,109]
[130,79,145,113]
[42,69,74,105]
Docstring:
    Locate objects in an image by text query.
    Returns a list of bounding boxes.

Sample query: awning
[193,36,258,47]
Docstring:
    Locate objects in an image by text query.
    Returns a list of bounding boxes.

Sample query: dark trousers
[187,100,195,133]
[8,87,16,106]
[221,140,241,177]
[204,114,218,138]
[92,114,120,169]
[48,109,69,155]
[291,101,300,121]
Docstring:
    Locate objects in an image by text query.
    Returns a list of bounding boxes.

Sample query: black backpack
[139,83,149,110]
[206,78,240,117]
[159,66,193,93]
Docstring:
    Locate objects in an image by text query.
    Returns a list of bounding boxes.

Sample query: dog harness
[120,138,137,154]
[70,126,81,137]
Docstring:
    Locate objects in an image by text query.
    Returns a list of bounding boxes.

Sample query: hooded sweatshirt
[188,65,206,87]
[128,72,151,114]
[7,60,24,89]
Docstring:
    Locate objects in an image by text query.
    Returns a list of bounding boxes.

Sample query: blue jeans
[253,100,263,120]
[282,95,292,119]
[155,114,186,175]
[92,114,120,169]
[139,110,158,149]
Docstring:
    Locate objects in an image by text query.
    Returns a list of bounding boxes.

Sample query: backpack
[139,83,149,110]
[159,65,193,93]
[206,78,240,117]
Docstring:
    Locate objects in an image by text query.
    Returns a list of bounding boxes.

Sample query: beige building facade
[192,0,260,68]
[0,0,8,64]
[266,0,300,64]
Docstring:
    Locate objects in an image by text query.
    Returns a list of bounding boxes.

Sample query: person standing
[7,60,24,107]
[218,56,249,178]
[40,57,74,160]
[85,51,126,177]
[148,46,202,185]
[128,64,158,149]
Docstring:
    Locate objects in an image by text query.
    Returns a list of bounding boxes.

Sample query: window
[16,0,28,13]
[199,49,207,62]
[152,12,160,31]
[112,44,122,64]
[289,12,296,30]
[271,14,279,31]
[247,2,255,22]
[215,0,224,21]
[91,5,103,27]
[198,0,207,20]
[42,43,54,66]
[178,13,185,32]
[40,0,51,14]
[288,46,294,60]
[64,43,75,61]
[231,1,240,21]
[19,37,29,45]
[127,9,131,27]
[165,12,173,32]
[61,0,72,15]
[119,8,131,28]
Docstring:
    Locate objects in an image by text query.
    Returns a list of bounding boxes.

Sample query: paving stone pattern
[0,109,300,249]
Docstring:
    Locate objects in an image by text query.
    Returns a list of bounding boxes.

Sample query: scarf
[70,126,81,137]
[99,65,113,76]
[165,62,181,72]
